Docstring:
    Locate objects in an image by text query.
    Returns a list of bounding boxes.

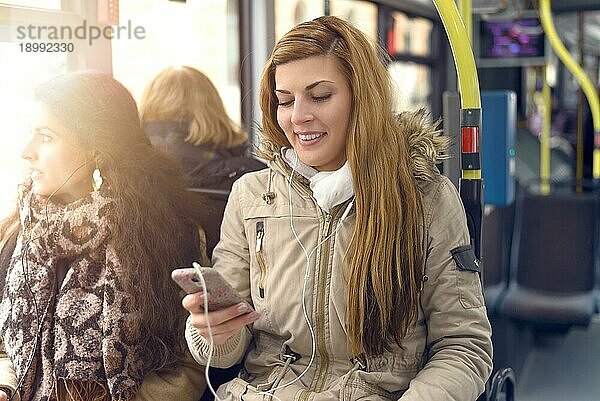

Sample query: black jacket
[144,121,265,190]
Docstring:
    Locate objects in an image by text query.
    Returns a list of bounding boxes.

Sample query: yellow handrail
[432,0,480,110]
[541,67,551,195]
[459,0,473,44]
[539,0,600,179]
[433,0,483,261]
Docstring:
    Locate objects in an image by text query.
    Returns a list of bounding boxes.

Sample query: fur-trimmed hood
[399,108,450,181]
[256,108,450,181]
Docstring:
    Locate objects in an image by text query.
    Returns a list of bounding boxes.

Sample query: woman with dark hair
[183,16,492,401]
[0,71,208,401]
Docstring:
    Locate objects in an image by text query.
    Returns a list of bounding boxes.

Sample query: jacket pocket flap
[450,245,481,274]
[243,204,315,220]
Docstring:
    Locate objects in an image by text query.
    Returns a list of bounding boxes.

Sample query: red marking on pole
[462,127,479,153]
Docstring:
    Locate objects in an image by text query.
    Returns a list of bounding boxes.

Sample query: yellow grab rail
[539,0,600,179]
[541,67,551,195]
[433,0,480,110]
[433,0,481,181]
[459,0,473,44]
[433,0,483,260]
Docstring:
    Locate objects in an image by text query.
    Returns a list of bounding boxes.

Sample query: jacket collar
[280,148,318,180]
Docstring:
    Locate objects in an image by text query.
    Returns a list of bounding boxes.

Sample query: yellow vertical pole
[541,66,551,195]
[459,0,473,44]
[539,0,600,180]
[433,0,483,260]
[433,0,481,110]
[576,12,584,192]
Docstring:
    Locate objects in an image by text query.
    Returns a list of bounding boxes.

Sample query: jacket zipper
[314,213,333,392]
[255,221,267,298]
[299,207,341,400]
[268,160,348,398]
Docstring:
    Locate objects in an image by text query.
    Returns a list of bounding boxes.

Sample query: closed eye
[277,99,294,108]
[313,94,332,102]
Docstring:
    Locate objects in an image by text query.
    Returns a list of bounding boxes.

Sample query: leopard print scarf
[0,185,144,401]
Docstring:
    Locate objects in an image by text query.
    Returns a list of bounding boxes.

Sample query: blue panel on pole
[482,90,516,206]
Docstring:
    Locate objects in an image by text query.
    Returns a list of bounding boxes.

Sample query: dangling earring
[92,162,103,191]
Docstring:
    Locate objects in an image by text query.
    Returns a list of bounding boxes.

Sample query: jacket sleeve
[133,349,206,401]
[185,317,252,368]
[185,179,253,368]
[400,179,492,401]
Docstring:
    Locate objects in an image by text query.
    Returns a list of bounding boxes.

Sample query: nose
[21,138,37,162]
[290,98,313,126]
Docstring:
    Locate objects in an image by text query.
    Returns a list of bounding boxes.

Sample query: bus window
[112,0,241,124]
[389,11,432,58]
[330,0,378,45]
[0,42,67,216]
[275,0,324,41]
[388,61,431,114]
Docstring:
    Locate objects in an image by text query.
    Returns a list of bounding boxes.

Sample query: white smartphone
[171,264,244,311]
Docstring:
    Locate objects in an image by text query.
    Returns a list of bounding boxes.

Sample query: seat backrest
[483,207,505,286]
[188,188,230,258]
[510,191,597,293]
[483,203,515,287]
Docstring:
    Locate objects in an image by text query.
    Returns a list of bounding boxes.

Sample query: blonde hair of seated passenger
[258,16,426,357]
[140,66,247,149]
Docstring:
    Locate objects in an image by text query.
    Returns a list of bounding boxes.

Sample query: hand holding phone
[176,263,260,345]
[172,263,244,311]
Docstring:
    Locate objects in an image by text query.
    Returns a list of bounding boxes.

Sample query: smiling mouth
[296,132,325,142]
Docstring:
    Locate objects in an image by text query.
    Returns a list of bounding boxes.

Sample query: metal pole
[432,0,483,258]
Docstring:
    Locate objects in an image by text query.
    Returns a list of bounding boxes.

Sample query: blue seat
[483,203,515,316]
[499,191,598,328]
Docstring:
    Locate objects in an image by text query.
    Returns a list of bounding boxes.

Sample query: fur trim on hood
[399,108,450,181]
[256,108,450,181]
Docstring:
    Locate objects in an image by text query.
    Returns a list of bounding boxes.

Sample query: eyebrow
[275,80,335,94]
[32,126,58,135]
[31,126,63,141]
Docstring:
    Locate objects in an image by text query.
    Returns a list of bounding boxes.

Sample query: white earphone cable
[196,154,354,401]
[258,154,353,399]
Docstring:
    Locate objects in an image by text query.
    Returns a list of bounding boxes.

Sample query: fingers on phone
[193,311,259,335]
[181,292,207,313]
[204,303,256,326]
[189,305,261,337]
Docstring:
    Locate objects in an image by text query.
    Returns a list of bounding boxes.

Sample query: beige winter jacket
[187,111,493,401]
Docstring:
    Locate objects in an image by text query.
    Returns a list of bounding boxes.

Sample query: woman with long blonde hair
[183,16,492,401]
[140,66,264,191]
